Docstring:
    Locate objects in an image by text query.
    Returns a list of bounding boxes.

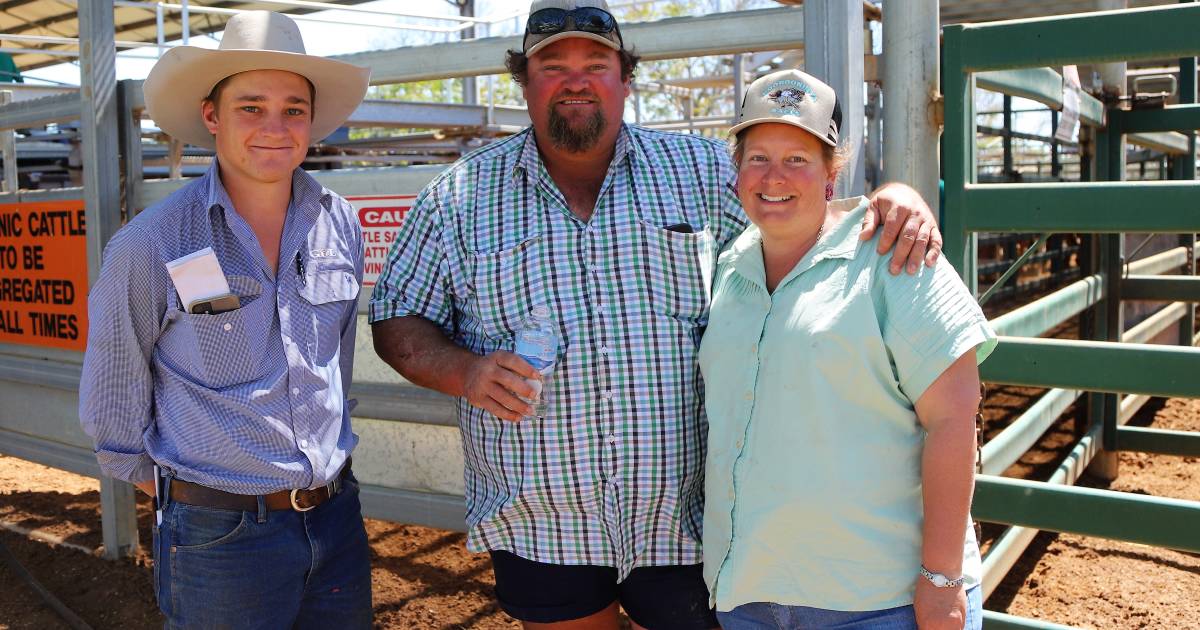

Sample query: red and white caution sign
[348,195,417,287]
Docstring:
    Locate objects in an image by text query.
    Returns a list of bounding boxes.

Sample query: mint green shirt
[699,197,997,612]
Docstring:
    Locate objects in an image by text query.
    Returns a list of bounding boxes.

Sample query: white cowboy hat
[143,10,370,150]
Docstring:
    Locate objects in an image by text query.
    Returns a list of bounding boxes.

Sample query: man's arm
[372,316,538,422]
[861,181,944,275]
[367,184,538,422]
[78,225,161,493]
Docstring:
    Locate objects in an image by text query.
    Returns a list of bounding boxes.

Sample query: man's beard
[547,105,607,153]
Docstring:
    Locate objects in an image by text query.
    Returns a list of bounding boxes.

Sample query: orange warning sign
[0,200,88,352]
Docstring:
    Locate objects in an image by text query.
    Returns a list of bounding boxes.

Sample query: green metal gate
[942,4,1200,629]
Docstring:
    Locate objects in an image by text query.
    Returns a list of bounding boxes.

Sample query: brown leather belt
[167,459,352,512]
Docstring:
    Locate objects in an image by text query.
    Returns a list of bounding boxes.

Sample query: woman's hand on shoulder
[862,182,943,275]
[914,579,968,630]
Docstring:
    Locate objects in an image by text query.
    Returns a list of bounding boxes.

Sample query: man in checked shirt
[79,12,373,628]
[370,1,941,628]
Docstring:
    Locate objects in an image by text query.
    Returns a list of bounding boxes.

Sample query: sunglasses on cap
[527,7,621,38]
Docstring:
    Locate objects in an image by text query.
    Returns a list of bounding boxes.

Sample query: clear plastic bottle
[513,304,559,418]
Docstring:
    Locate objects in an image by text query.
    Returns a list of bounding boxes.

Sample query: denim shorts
[716,585,983,630]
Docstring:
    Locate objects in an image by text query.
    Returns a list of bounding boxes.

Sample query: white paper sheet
[165,247,232,311]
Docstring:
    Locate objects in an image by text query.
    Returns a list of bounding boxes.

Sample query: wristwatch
[919,565,965,588]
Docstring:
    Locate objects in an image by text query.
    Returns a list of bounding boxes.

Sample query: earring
[825,183,834,201]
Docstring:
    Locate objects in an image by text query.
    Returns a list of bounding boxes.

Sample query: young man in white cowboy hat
[369,1,943,628]
[79,11,372,627]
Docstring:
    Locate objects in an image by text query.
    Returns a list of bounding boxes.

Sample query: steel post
[459,0,476,106]
[865,83,883,194]
[117,80,144,218]
[0,91,16,193]
[1177,38,1197,346]
[881,0,940,206]
[732,53,745,118]
[804,0,865,197]
[80,0,139,559]
[1002,95,1013,178]
[941,25,978,292]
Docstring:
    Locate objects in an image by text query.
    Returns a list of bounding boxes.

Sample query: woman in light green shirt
[699,69,996,630]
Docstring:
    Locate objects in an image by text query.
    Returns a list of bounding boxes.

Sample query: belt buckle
[289,488,317,512]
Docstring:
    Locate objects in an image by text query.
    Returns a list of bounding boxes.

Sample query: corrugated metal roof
[0,1,373,73]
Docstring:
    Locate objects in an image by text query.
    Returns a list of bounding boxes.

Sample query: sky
[21,0,540,86]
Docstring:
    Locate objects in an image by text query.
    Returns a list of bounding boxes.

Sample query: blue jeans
[716,585,983,630]
[152,475,372,629]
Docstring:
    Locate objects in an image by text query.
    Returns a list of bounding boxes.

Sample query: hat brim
[143,47,370,150]
[525,31,621,57]
[727,115,838,147]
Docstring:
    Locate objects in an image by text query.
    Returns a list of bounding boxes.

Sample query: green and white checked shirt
[370,124,748,577]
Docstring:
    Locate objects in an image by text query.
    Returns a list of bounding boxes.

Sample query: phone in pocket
[188,293,241,315]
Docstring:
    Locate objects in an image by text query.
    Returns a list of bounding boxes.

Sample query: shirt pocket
[637,220,715,326]
[297,265,360,364]
[299,266,360,305]
[467,235,545,342]
[157,275,273,389]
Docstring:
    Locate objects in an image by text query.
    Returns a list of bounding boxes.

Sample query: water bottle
[514,304,559,418]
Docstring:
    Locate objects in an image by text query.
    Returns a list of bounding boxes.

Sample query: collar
[203,160,238,217]
[203,159,329,217]
[720,196,870,290]
[512,123,646,183]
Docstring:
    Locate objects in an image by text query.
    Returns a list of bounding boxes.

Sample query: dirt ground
[1,395,1198,629]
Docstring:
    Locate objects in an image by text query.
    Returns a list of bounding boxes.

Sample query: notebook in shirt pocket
[468,235,545,342]
[158,275,272,389]
[297,264,360,363]
[637,220,715,326]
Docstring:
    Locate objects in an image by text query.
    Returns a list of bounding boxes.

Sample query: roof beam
[336,7,805,84]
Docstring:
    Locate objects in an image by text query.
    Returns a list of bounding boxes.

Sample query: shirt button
[736,440,744,449]
[222,323,232,332]
[292,387,300,395]
[607,434,617,444]
[299,439,308,448]
[602,389,614,399]
[743,391,753,401]
[283,335,291,344]
[598,346,610,355]
[751,344,758,353]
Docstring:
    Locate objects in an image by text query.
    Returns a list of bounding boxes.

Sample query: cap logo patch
[763,79,816,116]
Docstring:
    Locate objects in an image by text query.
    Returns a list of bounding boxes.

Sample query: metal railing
[943,4,1200,628]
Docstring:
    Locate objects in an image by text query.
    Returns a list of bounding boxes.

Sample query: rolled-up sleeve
[78,225,163,483]
[880,257,998,404]
[367,186,453,330]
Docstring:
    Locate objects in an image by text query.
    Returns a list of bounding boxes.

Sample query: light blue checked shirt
[370,125,748,577]
[79,162,363,494]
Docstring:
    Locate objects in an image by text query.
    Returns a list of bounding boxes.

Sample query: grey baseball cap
[729,68,840,146]
[523,0,623,57]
